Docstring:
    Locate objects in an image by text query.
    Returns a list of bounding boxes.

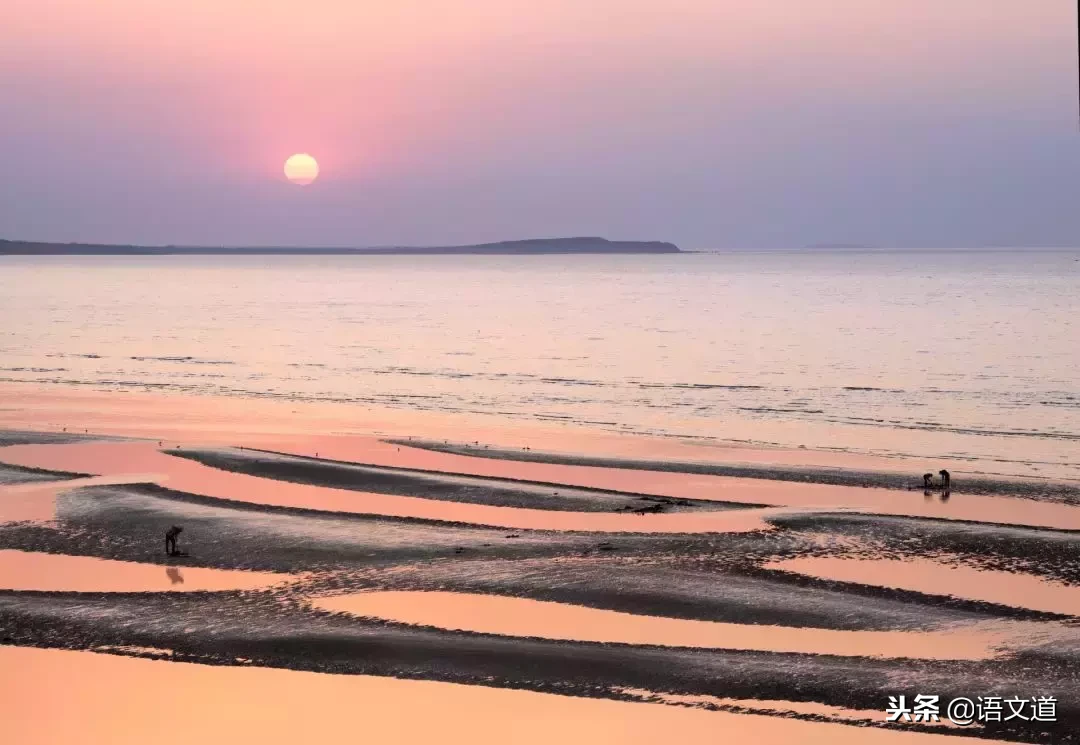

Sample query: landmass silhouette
[0,237,680,256]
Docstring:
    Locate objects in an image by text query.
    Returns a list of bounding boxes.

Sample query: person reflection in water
[166,567,184,585]
[165,525,183,556]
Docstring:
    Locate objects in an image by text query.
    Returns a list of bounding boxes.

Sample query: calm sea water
[1,250,1077,477]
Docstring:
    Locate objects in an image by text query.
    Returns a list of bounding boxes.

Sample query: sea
[1,249,1077,478]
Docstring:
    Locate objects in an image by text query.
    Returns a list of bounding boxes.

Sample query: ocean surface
[1,250,1077,478]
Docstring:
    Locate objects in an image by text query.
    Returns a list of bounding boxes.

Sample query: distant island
[0,237,680,256]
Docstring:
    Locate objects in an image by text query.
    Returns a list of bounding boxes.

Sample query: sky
[1,0,1078,249]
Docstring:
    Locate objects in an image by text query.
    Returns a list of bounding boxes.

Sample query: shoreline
[390,439,1080,505]
[0,381,1069,478]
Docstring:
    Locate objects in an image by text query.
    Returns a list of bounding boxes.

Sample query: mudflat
[0,390,1078,743]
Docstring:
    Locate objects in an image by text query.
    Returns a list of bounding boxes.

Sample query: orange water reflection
[0,549,287,592]
[0,441,773,534]
[313,590,1042,661]
[0,474,169,523]
[6,437,1080,534]
[0,646,994,745]
[270,438,1080,532]
[768,556,1080,617]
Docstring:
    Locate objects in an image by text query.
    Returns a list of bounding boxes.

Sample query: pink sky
[1,0,1077,247]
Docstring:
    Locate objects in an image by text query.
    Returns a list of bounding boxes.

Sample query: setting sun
[283,153,319,185]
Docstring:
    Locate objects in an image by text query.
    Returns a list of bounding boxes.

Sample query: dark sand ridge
[0,429,110,484]
[391,439,1080,505]
[0,482,1071,630]
[328,556,1074,630]
[6,441,1080,609]
[167,446,761,513]
[0,482,616,567]
[3,452,1078,624]
[770,512,1080,585]
[0,461,88,485]
[614,688,914,728]
[0,589,1073,743]
[0,429,117,446]
[312,590,1058,660]
[2,448,1079,740]
[3,437,1080,740]
[0,474,176,523]
[0,441,776,533]
[8,438,1080,531]
[767,556,1080,617]
[265,438,1080,531]
[5,648,992,745]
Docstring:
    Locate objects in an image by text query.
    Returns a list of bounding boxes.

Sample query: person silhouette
[938,469,951,489]
[165,525,183,555]
[923,473,934,489]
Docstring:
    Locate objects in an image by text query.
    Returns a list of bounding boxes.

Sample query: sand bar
[313,590,1040,660]
[0,441,775,533]
[231,438,1080,531]
[0,474,169,522]
[768,556,1080,617]
[0,646,1003,745]
[6,435,1080,532]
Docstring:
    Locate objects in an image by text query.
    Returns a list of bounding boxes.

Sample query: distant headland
[0,237,681,256]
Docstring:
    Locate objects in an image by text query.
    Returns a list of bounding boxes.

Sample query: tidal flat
[0,403,1078,743]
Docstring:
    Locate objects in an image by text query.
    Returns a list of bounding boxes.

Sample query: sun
[283,153,319,185]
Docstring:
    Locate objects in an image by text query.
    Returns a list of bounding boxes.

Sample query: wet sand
[394,439,1080,505]
[0,383,957,470]
[616,689,965,728]
[0,474,177,523]
[1,385,1079,742]
[169,446,755,513]
[8,436,1079,533]
[0,382,1072,481]
[0,646,999,745]
[769,556,1080,617]
[0,441,778,534]
[313,590,1038,660]
[276,438,1080,532]
[0,461,87,486]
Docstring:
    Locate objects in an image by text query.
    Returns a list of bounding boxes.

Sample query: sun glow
[284,153,319,185]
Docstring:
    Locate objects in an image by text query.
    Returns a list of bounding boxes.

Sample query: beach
[0,382,1078,743]
[1,249,1078,742]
